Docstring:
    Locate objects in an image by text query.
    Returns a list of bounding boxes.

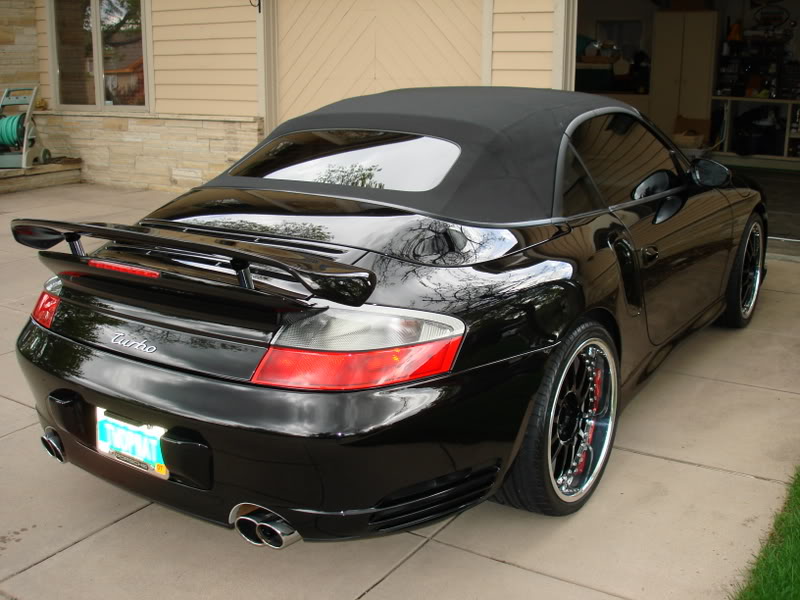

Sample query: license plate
[96,407,169,479]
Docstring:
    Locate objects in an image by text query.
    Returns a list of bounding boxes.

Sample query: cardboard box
[673,132,705,148]
[672,115,711,148]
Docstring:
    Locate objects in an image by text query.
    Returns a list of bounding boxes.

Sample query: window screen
[230,130,460,192]
[571,114,680,206]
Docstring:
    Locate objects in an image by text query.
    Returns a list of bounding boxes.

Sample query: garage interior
[574,0,800,254]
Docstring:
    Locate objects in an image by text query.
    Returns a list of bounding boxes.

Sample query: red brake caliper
[575,363,603,475]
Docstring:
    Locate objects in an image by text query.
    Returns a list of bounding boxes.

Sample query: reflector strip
[251,336,463,390]
[32,291,60,329]
[88,259,160,279]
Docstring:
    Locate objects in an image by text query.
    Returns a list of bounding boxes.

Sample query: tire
[719,212,765,328]
[495,319,619,516]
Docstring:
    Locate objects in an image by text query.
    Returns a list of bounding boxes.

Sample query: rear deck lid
[144,187,559,268]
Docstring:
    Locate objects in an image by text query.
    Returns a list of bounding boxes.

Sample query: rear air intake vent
[368,464,499,532]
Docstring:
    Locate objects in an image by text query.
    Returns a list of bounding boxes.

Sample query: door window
[571,114,680,205]
[559,144,606,216]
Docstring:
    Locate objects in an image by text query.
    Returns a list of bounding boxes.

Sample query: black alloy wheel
[496,320,618,515]
[720,212,765,328]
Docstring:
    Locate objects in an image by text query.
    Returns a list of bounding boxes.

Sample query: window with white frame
[52,0,146,108]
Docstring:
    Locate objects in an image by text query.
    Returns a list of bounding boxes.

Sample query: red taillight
[32,291,61,329]
[251,336,463,391]
[87,259,160,279]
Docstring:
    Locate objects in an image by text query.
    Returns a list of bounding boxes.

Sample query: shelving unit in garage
[711,96,800,170]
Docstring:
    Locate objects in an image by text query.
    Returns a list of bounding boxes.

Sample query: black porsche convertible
[12,88,766,549]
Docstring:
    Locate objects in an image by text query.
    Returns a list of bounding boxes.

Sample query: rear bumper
[17,320,553,540]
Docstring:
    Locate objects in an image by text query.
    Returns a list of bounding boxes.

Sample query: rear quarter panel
[358,213,649,396]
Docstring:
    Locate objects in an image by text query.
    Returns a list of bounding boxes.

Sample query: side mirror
[690,158,731,188]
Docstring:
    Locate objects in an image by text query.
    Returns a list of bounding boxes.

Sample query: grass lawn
[735,469,800,600]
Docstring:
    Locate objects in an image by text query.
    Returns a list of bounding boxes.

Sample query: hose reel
[0,114,25,146]
[0,86,51,169]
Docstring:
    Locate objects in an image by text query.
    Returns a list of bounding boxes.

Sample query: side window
[571,114,681,206]
[560,144,605,217]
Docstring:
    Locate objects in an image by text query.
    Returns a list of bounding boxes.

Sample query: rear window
[228,130,460,192]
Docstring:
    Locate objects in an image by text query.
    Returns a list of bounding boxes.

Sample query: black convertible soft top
[208,87,633,225]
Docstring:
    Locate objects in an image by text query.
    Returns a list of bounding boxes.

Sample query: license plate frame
[96,407,169,479]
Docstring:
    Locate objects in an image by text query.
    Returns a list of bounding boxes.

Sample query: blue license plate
[96,407,169,479]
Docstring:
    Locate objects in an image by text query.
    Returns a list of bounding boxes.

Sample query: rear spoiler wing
[11,219,376,306]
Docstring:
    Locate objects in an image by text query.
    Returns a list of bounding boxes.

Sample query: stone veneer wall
[0,0,38,87]
[34,113,264,192]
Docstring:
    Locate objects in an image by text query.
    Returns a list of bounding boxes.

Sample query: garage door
[277,0,482,122]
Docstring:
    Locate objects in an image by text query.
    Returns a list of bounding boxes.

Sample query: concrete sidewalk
[0,184,797,600]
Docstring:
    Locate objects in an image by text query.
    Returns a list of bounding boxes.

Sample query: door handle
[641,246,659,265]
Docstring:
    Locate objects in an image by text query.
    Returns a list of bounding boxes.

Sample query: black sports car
[12,88,766,549]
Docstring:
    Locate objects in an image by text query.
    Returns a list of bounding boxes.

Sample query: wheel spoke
[567,436,581,468]
[552,441,566,475]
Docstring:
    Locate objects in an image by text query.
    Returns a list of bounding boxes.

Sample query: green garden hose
[0,114,24,146]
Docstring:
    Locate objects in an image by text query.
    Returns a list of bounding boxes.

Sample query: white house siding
[492,0,555,87]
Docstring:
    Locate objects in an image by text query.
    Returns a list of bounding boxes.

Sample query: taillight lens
[251,306,465,390]
[32,291,60,328]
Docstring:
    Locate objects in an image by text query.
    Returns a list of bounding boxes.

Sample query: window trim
[556,108,689,216]
[557,141,607,218]
[47,0,151,113]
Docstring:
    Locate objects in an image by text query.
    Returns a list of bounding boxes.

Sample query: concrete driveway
[0,184,797,600]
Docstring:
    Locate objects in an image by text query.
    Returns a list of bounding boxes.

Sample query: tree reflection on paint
[180,217,334,242]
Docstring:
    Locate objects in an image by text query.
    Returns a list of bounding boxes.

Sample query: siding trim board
[482,0,493,85]
[552,0,577,90]
[257,0,279,130]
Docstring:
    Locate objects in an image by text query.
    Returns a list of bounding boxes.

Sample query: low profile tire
[495,320,619,516]
[719,212,765,328]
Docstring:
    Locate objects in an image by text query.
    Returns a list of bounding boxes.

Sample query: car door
[570,112,732,346]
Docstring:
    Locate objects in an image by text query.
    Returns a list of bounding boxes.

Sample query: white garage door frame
[553,0,578,91]
[256,0,279,132]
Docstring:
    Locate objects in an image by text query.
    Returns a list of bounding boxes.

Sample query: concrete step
[0,159,82,194]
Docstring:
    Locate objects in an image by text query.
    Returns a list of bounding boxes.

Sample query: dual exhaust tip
[234,508,301,549]
[40,429,298,550]
[41,427,66,463]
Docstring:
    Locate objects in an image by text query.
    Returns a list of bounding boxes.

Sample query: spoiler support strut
[230,259,255,290]
[64,232,85,257]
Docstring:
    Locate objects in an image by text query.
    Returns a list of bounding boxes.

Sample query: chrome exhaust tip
[233,507,301,549]
[40,427,65,463]
[234,509,271,546]
[255,514,301,549]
